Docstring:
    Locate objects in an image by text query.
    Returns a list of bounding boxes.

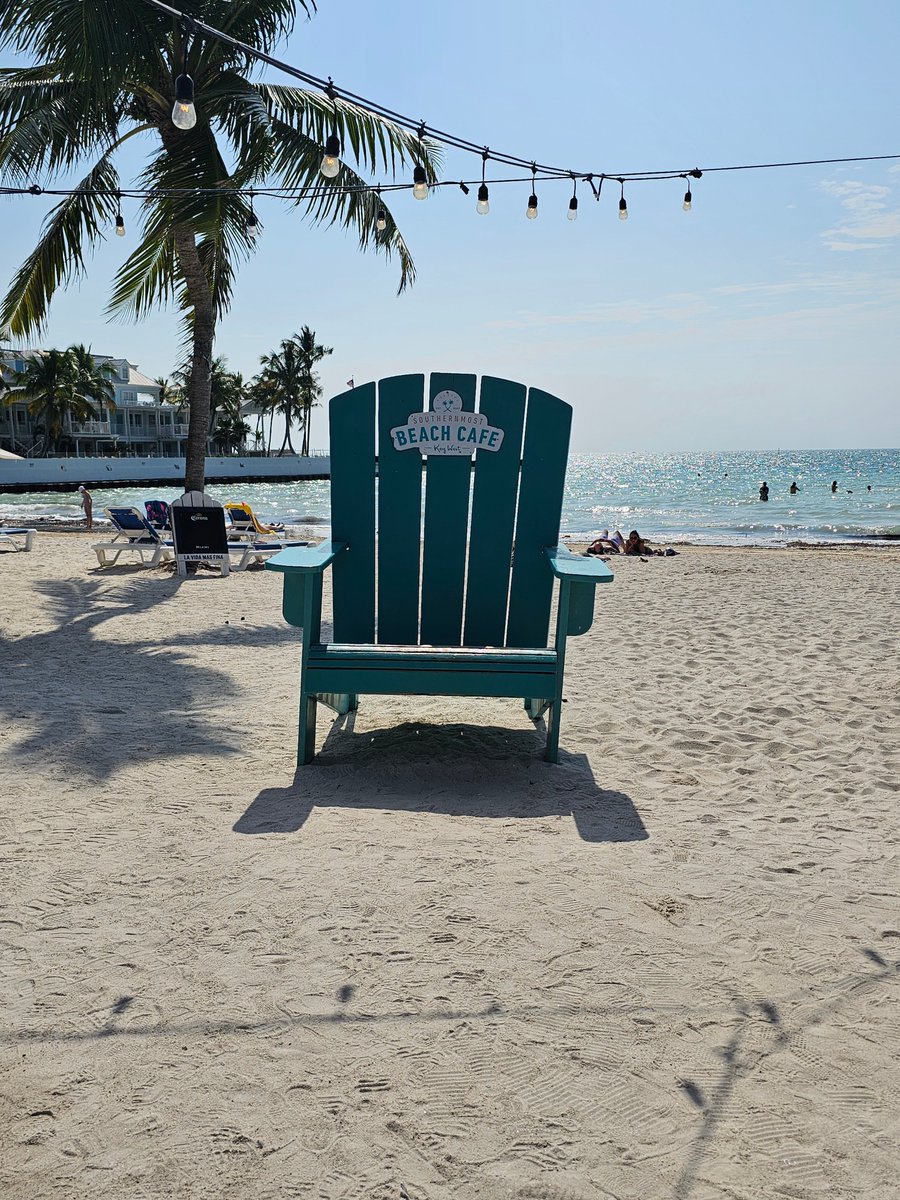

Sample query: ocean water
[2,448,898,546]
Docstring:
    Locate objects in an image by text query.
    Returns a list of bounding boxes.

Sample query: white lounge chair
[229,537,310,572]
[93,507,174,567]
[0,527,35,552]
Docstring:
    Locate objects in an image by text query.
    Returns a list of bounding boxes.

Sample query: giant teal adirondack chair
[266,373,613,765]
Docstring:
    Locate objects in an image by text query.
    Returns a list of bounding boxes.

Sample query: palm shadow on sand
[0,574,295,780]
[235,716,648,843]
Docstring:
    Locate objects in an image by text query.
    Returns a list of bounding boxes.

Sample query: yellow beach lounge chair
[224,501,284,540]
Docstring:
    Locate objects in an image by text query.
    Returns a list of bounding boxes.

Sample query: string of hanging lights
[130,0,900,225]
[3,0,899,240]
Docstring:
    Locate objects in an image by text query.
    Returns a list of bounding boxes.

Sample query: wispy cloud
[485,271,900,358]
[820,178,900,250]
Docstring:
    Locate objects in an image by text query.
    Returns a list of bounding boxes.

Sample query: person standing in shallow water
[77,485,93,531]
[789,480,799,494]
[759,482,769,501]
[831,480,838,493]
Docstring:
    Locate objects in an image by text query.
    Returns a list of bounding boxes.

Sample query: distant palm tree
[154,376,179,406]
[68,343,116,419]
[0,1,438,492]
[6,349,101,454]
[253,327,332,455]
[254,338,306,454]
[246,373,280,454]
[213,409,252,454]
[293,325,332,456]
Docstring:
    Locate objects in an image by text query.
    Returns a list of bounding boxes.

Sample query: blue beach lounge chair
[93,507,174,567]
[266,373,614,765]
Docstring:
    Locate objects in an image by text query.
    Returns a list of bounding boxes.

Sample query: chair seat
[306,643,558,699]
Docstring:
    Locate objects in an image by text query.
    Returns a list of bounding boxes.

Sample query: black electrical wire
[137,0,900,187]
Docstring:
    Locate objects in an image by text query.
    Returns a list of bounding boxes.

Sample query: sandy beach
[1,533,898,1200]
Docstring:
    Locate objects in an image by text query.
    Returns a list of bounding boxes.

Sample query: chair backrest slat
[377,374,425,644]
[462,376,527,647]
[419,373,477,646]
[505,388,572,647]
[330,383,377,643]
[328,374,570,650]
[107,506,157,538]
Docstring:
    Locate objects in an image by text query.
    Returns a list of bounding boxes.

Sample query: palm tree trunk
[172,226,215,493]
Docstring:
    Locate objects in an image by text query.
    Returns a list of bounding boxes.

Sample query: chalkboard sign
[170,490,230,576]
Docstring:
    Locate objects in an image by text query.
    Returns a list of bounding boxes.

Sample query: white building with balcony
[0,351,220,457]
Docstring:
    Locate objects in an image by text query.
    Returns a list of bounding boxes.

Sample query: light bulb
[320,132,341,179]
[476,183,490,215]
[172,74,197,130]
[618,197,628,221]
[246,211,259,239]
[412,164,428,200]
[526,193,538,220]
[683,188,692,212]
[568,196,578,221]
[115,214,125,237]
[375,207,387,232]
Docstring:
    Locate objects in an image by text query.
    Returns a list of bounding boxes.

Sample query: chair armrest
[544,546,614,583]
[265,541,347,574]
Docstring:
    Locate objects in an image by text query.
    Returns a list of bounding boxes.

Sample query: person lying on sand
[623,529,672,557]
[585,529,624,555]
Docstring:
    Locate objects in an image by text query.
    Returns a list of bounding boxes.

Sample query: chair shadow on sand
[235,716,648,844]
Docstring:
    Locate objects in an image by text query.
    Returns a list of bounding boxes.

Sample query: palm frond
[0,73,123,182]
[0,1,167,94]
[262,114,418,291]
[258,84,443,180]
[107,222,178,321]
[208,0,314,54]
[1,156,120,336]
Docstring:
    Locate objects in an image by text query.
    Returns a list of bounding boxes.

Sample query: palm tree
[254,337,306,454]
[6,349,102,454]
[68,343,117,420]
[292,325,332,456]
[213,408,252,454]
[0,1,438,491]
[207,357,245,439]
[246,372,280,454]
[154,376,179,406]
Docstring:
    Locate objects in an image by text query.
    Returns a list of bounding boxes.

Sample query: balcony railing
[74,420,111,435]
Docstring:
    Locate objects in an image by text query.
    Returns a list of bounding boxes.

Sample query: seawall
[0,455,331,494]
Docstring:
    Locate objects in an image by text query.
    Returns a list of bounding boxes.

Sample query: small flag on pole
[346,378,355,389]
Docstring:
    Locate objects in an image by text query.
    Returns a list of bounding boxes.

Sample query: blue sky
[2,0,900,451]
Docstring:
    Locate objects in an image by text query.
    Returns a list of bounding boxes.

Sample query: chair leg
[298,693,318,765]
[347,693,359,712]
[545,697,561,763]
[525,698,550,720]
